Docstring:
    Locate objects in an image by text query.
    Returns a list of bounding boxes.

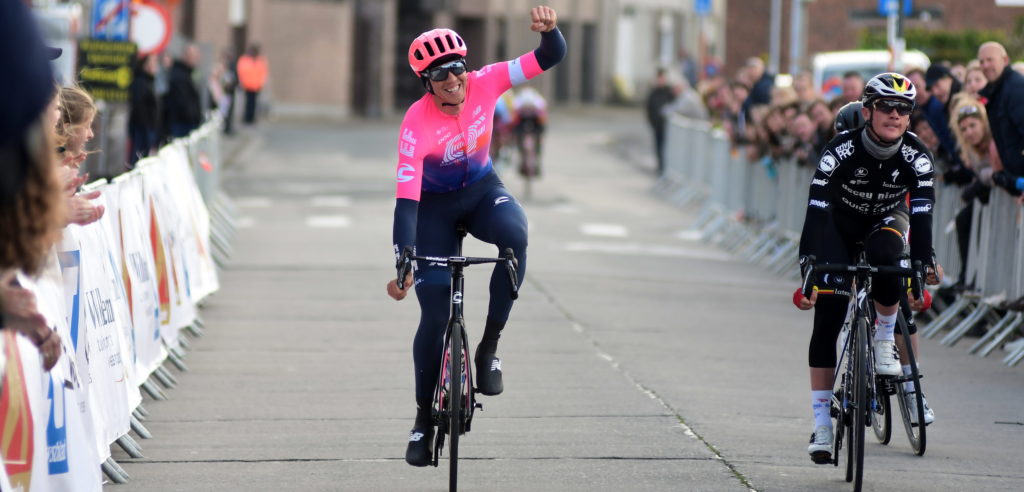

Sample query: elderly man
[978,41,1024,195]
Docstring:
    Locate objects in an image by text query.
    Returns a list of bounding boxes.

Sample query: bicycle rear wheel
[896,313,927,456]
[851,316,868,491]
[449,320,463,492]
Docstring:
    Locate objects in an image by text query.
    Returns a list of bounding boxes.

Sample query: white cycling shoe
[873,340,901,377]
[807,425,833,464]
[905,391,935,426]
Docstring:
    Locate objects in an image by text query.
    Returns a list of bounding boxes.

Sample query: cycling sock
[874,312,897,341]
[477,318,505,355]
[902,364,917,392]
[811,390,832,429]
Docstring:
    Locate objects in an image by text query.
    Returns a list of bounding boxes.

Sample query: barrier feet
[102,458,130,484]
[116,435,145,459]
[131,415,154,439]
[142,378,168,401]
[153,366,178,389]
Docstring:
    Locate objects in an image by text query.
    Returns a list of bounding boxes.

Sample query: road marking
[580,223,628,237]
[675,230,703,241]
[311,196,352,207]
[235,196,272,208]
[306,215,351,228]
[563,241,732,261]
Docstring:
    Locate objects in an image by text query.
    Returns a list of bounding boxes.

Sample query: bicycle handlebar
[800,255,923,301]
[396,246,520,300]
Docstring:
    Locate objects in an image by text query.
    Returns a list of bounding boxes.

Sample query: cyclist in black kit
[793,73,942,463]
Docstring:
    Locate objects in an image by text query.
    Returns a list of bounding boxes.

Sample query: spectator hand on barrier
[67,190,105,226]
[0,271,61,371]
[992,170,1024,196]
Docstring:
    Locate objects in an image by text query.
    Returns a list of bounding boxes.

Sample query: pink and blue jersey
[395,52,545,199]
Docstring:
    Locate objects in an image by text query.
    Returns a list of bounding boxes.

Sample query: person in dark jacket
[922,64,970,183]
[978,41,1024,196]
[741,56,774,119]
[164,44,203,138]
[645,68,675,176]
[129,54,159,166]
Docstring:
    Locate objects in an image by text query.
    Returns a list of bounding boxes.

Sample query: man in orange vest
[236,44,269,124]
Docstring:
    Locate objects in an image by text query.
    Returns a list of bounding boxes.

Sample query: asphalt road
[113,106,1024,491]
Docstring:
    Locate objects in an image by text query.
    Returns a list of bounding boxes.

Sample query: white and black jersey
[799,128,936,265]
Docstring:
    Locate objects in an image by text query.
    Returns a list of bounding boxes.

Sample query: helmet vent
[445,34,454,50]
[424,42,435,57]
[434,37,446,54]
[413,49,423,61]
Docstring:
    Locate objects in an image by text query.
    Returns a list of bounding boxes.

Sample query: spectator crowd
[648,40,1024,297]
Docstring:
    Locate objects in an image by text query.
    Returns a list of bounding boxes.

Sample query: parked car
[812,50,931,101]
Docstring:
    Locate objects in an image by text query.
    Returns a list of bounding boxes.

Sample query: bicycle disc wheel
[896,318,927,456]
[871,376,892,445]
[448,320,462,492]
[851,317,867,491]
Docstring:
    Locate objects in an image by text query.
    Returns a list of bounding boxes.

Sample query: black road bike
[802,254,925,492]
[397,225,518,492]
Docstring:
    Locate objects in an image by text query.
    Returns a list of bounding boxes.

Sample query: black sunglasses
[873,99,914,116]
[422,59,467,82]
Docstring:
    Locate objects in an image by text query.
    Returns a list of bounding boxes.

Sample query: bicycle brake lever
[504,248,519,300]
[801,255,816,299]
[911,260,923,300]
[397,246,413,290]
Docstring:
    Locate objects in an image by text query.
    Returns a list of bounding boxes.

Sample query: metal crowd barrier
[102,118,238,484]
[660,115,1024,367]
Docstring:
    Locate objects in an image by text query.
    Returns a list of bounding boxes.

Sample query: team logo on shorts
[818,152,839,176]
[913,156,933,176]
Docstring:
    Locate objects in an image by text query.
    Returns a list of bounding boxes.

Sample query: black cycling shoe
[475,352,503,396]
[405,425,434,467]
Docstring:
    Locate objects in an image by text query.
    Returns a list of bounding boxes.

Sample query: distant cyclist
[512,86,548,176]
[793,73,942,464]
[386,6,565,467]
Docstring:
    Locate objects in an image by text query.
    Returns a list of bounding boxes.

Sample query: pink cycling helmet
[408,28,467,75]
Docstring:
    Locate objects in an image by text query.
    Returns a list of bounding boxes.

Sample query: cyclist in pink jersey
[386,6,565,467]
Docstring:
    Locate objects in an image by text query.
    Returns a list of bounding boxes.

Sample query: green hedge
[858,23,1021,64]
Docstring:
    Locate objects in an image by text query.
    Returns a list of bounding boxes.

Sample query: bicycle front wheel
[851,316,868,491]
[449,320,462,492]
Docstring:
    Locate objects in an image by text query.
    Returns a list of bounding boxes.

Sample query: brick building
[173,0,725,117]
[725,0,1024,78]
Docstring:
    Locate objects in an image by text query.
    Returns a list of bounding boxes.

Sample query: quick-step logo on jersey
[818,152,839,176]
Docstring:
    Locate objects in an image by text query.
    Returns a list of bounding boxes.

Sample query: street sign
[878,0,912,15]
[131,0,171,57]
[695,0,711,17]
[78,39,136,102]
[91,0,130,41]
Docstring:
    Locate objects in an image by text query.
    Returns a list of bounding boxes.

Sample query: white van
[812,50,931,101]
